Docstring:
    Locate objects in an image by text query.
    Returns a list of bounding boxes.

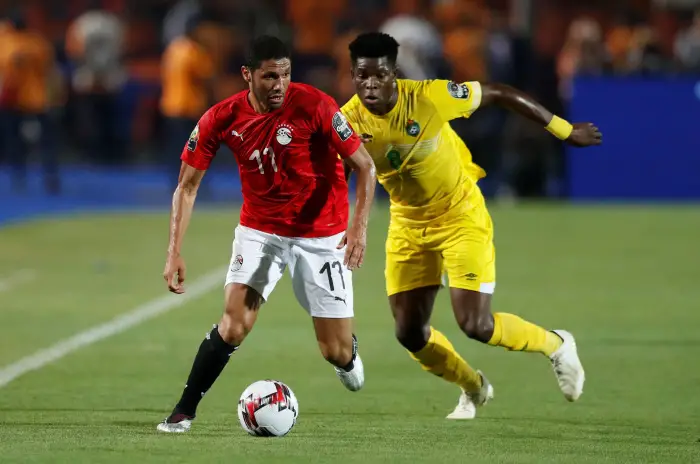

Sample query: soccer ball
[238,380,299,437]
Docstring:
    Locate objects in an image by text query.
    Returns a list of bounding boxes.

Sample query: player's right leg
[386,227,492,419]
[157,226,287,433]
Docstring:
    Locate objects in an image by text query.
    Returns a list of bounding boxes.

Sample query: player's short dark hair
[245,35,291,70]
[349,32,399,66]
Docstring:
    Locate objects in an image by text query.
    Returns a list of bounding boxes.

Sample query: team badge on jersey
[405,119,420,137]
[447,81,470,99]
[332,112,353,142]
[276,123,293,145]
[187,124,199,151]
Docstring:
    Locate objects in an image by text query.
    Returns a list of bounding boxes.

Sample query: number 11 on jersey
[249,147,277,174]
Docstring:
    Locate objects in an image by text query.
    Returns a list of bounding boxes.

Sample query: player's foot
[549,329,585,402]
[156,411,195,433]
[446,370,494,420]
[334,334,364,391]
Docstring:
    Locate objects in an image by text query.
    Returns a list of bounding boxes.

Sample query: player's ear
[241,66,251,83]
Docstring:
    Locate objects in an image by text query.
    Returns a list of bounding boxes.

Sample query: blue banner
[567,76,700,200]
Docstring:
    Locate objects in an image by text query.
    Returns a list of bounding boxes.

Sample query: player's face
[246,58,291,111]
[351,57,397,115]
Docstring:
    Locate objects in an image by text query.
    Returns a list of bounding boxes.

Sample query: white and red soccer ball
[238,380,299,437]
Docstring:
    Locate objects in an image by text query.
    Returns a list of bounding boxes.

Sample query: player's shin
[409,327,482,393]
[488,313,562,356]
[173,325,238,416]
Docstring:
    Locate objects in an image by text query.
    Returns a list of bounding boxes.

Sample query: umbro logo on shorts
[465,273,478,281]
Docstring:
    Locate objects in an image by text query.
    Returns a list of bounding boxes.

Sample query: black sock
[174,325,238,417]
[339,334,358,372]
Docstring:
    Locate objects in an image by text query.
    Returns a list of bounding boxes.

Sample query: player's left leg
[443,195,585,401]
[289,232,363,391]
[157,226,288,433]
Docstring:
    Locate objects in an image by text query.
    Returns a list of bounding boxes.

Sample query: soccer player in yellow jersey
[341,33,602,419]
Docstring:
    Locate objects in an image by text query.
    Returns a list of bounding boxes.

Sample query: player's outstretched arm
[339,145,376,270]
[480,83,602,147]
[163,162,206,294]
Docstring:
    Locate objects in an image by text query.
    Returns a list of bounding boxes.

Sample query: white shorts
[225,225,354,319]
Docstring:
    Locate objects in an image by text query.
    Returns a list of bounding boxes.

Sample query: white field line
[0,266,226,388]
[0,269,37,293]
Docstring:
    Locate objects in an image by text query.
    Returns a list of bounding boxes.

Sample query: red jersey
[181,82,361,237]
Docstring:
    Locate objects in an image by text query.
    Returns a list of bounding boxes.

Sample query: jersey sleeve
[180,106,221,170]
[426,79,483,121]
[316,95,361,159]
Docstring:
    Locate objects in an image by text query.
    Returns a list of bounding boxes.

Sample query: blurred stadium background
[0,1,699,462]
[0,0,698,215]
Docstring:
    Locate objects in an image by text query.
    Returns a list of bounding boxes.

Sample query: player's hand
[359,134,373,144]
[337,224,367,271]
[163,253,186,294]
[567,122,602,147]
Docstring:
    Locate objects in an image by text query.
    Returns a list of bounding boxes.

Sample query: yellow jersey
[341,79,485,224]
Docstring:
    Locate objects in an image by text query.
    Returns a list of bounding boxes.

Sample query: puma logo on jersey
[231,129,244,141]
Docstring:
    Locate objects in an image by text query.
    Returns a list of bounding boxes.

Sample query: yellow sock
[488,313,562,356]
[409,327,482,393]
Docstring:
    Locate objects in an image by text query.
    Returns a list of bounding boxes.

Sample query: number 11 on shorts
[319,261,345,291]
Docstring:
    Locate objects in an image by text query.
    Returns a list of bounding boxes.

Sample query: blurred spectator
[606,15,635,73]
[674,9,700,72]
[163,0,201,47]
[380,14,446,80]
[0,13,60,194]
[66,9,125,164]
[627,24,668,75]
[557,18,607,100]
[160,16,214,184]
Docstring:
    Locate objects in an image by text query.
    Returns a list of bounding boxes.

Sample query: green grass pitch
[0,204,698,463]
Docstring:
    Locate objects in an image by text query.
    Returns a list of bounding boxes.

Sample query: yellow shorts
[385,188,496,296]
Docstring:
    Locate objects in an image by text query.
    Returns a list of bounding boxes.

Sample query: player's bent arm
[345,144,376,231]
[479,83,572,140]
[167,162,206,257]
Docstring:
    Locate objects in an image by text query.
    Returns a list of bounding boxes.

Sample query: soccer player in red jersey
[157,36,376,433]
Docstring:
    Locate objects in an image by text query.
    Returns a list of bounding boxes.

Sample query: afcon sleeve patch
[332,112,353,142]
[187,124,199,151]
[447,81,470,99]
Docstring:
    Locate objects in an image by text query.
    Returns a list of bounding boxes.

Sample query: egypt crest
[276,123,293,145]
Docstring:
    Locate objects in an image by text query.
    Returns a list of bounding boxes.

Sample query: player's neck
[247,91,272,114]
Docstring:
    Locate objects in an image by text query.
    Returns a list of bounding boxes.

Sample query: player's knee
[318,339,353,367]
[457,312,494,343]
[217,314,250,345]
[395,321,431,353]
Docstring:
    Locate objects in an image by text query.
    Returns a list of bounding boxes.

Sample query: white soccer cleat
[446,370,494,420]
[156,413,194,433]
[334,335,364,392]
[549,329,585,402]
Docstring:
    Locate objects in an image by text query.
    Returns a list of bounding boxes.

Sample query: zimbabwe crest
[405,119,420,137]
